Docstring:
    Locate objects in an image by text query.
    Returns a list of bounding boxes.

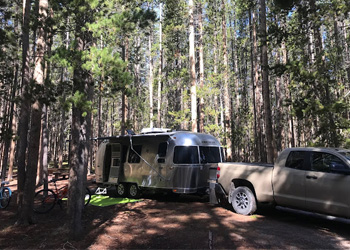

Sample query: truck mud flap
[208,181,226,205]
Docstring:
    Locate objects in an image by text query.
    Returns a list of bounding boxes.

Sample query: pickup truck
[215,147,350,218]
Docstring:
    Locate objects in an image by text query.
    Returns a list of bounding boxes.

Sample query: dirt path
[1,177,350,249]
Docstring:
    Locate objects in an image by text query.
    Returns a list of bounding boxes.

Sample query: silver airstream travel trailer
[95,128,224,198]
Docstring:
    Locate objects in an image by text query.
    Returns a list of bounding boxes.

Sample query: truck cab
[272,147,350,218]
[216,147,350,218]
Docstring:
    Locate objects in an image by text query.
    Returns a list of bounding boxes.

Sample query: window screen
[173,146,199,164]
[128,145,142,163]
[199,146,221,163]
[285,151,305,169]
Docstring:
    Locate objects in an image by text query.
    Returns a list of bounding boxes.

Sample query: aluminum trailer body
[95,130,223,195]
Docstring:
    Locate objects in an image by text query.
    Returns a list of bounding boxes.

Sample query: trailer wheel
[231,186,257,215]
[116,183,126,197]
[127,183,141,199]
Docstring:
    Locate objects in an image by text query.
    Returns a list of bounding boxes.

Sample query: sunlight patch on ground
[167,215,190,223]
[192,212,211,220]
[160,222,182,229]
[229,232,244,241]
[146,228,160,235]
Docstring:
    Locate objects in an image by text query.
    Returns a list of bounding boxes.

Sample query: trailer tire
[127,183,141,199]
[116,183,127,197]
[231,186,257,215]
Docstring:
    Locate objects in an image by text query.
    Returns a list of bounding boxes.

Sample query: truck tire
[231,186,257,215]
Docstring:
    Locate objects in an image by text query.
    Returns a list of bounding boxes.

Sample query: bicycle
[0,181,12,209]
[33,179,91,213]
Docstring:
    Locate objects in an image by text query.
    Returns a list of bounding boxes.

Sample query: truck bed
[218,162,274,203]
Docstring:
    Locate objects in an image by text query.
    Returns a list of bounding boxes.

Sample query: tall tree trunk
[59,22,70,167]
[230,11,239,160]
[252,8,263,162]
[7,11,20,181]
[157,3,163,128]
[133,35,141,131]
[214,26,219,128]
[58,92,66,168]
[42,105,48,183]
[17,0,48,225]
[16,0,32,210]
[1,62,19,182]
[121,36,129,135]
[198,2,204,133]
[189,0,197,132]
[149,29,154,128]
[259,0,275,163]
[343,20,350,83]
[221,0,232,161]
[281,38,295,147]
[86,74,94,176]
[8,112,17,181]
[68,10,89,238]
[250,9,258,161]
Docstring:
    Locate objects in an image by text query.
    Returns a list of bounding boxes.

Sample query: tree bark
[121,36,129,135]
[157,3,163,128]
[221,0,232,161]
[16,0,32,210]
[68,13,89,238]
[198,2,204,133]
[189,0,197,132]
[17,0,48,225]
[1,60,19,182]
[259,0,275,163]
[149,29,154,128]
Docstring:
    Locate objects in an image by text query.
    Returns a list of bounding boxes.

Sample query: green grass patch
[89,195,141,207]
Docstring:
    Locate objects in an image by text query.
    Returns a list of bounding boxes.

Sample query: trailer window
[157,142,168,157]
[173,146,199,164]
[199,147,221,163]
[128,145,142,163]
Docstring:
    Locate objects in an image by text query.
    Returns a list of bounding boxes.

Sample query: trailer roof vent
[140,128,171,134]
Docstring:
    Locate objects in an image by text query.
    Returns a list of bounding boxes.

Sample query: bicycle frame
[52,182,69,200]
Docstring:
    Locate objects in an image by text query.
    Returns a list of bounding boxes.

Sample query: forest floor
[1,176,350,249]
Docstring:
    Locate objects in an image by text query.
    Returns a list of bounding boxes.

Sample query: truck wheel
[231,186,257,215]
[116,183,126,197]
[127,183,141,199]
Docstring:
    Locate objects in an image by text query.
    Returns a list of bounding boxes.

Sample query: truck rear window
[285,151,306,169]
[173,146,199,164]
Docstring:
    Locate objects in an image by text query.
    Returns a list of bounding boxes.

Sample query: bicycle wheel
[33,189,57,213]
[84,188,91,206]
[0,187,11,209]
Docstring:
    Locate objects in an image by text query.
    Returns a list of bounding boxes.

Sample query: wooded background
[0,0,350,232]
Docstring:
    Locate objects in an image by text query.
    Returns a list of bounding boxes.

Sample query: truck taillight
[217,166,221,179]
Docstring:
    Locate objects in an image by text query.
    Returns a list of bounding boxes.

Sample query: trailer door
[108,143,121,183]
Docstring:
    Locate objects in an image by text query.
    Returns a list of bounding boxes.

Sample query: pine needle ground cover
[89,195,141,207]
